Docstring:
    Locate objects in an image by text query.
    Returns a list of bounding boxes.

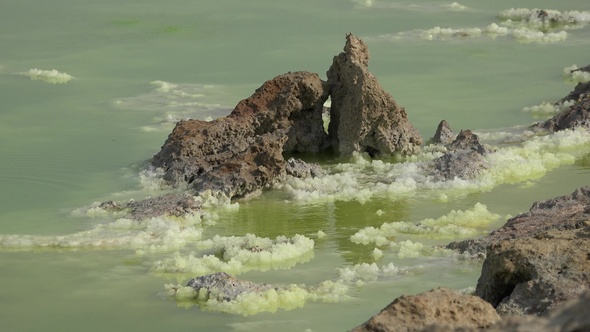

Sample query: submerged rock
[151,71,330,197]
[327,33,422,157]
[350,287,500,332]
[186,272,275,302]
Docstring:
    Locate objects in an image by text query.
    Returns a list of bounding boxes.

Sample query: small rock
[186,272,275,302]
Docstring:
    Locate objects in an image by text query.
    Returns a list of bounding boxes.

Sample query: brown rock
[151,71,330,196]
[350,288,500,332]
[327,34,422,157]
[475,225,590,316]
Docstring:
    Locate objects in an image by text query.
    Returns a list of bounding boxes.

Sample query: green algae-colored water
[2,1,590,331]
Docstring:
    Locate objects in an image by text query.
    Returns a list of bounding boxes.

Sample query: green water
[1,0,590,331]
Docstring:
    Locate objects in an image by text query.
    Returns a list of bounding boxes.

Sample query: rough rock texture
[425,129,491,181]
[533,72,590,132]
[475,225,590,316]
[445,187,590,317]
[186,272,275,302]
[285,157,324,179]
[350,288,501,332]
[151,71,330,197]
[352,288,500,332]
[447,186,590,255]
[431,120,455,145]
[99,193,201,220]
[327,33,422,157]
[414,291,590,332]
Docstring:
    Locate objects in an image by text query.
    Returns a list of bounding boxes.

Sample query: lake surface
[1,0,590,331]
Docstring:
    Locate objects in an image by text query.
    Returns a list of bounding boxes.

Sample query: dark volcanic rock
[151,71,330,196]
[186,272,275,302]
[327,34,422,157]
[350,287,500,332]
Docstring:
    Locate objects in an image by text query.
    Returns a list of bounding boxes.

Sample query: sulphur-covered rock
[350,287,500,332]
[327,34,422,157]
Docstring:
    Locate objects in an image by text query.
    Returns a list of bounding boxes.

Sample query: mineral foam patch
[153,234,315,276]
[350,203,501,247]
[23,68,73,84]
[0,214,204,253]
[563,65,590,84]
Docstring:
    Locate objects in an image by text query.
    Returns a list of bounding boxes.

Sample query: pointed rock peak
[343,33,370,66]
[432,119,454,145]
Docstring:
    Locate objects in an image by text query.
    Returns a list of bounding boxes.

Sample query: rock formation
[475,224,590,316]
[445,187,590,317]
[186,272,275,302]
[151,71,330,197]
[327,33,422,157]
[144,34,424,203]
[350,287,501,332]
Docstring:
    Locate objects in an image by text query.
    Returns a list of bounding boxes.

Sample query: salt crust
[23,68,73,84]
[385,8,590,43]
[281,129,590,205]
[522,101,575,117]
[563,65,590,83]
[153,234,315,275]
[351,203,501,247]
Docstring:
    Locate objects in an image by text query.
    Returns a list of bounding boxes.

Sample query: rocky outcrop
[475,225,590,316]
[327,33,422,157]
[350,287,501,332]
[186,272,275,302]
[423,129,491,181]
[151,71,330,197]
[446,187,590,317]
